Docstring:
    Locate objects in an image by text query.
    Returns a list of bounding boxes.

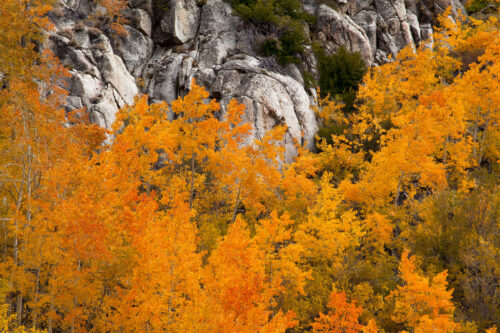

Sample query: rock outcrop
[48,0,465,160]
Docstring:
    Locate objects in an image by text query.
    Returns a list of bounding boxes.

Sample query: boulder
[375,0,414,54]
[212,69,243,98]
[316,4,373,66]
[179,55,195,89]
[215,56,318,161]
[111,25,154,76]
[65,95,83,112]
[129,0,153,15]
[50,34,100,77]
[353,10,378,54]
[420,23,434,49]
[348,0,374,15]
[131,8,153,37]
[433,0,466,17]
[97,52,138,105]
[89,85,119,128]
[234,73,302,150]
[155,0,201,44]
[407,11,421,46]
[63,0,93,17]
[71,73,102,102]
[196,1,239,68]
[151,53,185,102]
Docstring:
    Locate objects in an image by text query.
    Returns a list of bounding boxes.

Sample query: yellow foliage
[296,173,364,262]
[388,250,457,332]
[0,2,498,331]
[311,289,366,333]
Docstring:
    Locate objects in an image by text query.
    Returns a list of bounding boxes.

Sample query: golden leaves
[388,250,456,333]
[311,290,366,333]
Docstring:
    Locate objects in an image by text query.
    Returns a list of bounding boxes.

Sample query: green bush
[316,121,347,145]
[316,46,366,103]
[231,0,314,65]
[232,0,314,23]
[302,70,317,91]
[314,46,368,147]
[260,38,281,57]
[258,23,306,64]
[465,0,494,14]
[233,0,276,24]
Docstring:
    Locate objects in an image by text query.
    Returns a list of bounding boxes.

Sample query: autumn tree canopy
[0,0,498,332]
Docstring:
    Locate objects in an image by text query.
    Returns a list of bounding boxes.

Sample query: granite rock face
[155,0,201,45]
[316,4,374,65]
[49,0,465,160]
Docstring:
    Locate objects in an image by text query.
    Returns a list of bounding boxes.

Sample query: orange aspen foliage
[112,81,271,218]
[2,3,496,330]
[296,173,364,262]
[37,147,151,332]
[0,0,54,77]
[254,211,310,297]
[313,91,364,181]
[184,218,297,332]
[388,250,457,332]
[340,46,459,208]
[311,290,365,333]
[112,80,305,254]
[336,13,500,213]
[93,0,129,35]
[362,319,379,333]
[102,179,201,332]
[84,80,309,332]
[0,1,110,329]
[204,98,286,221]
[279,145,319,220]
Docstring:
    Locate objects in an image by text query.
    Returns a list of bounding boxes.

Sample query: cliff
[48,0,465,160]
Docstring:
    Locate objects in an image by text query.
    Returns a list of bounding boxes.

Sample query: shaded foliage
[231,0,314,64]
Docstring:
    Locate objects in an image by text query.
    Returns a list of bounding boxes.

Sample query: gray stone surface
[111,25,154,76]
[155,0,201,44]
[47,0,465,158]
[317,4,374,66]
[131,8,153,36]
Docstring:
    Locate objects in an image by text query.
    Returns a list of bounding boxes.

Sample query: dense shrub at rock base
[316,46,366,108]
[314,46,367,145]
[231,0,315,64]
